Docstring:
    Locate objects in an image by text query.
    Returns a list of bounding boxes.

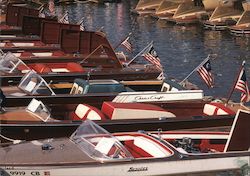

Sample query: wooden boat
[203,6,243,30]
[0,20,81,52]
[0,88,245,143]
[0,49,162,86]
[202,0,238,11]
[167,0,208,24]
[0,4,41,35]
[0,110,249,175]
[229,4,250,36]
[0,70,207,107]
[132,0,163,16]
[153,0,182,20]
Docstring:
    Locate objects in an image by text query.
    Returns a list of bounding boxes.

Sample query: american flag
[234,67,250,103]
[197,60,213,88]
[38,7,45,18]
[121,36,132,52]
[77,18,85,31]
[48,0,55,16]
[59,11,69,24]
[143,45,163,71]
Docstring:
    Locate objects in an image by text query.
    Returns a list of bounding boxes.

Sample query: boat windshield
[70,120,134,162]
[26,99,51,122]
[0,52,30,73]
[18,70,56,95]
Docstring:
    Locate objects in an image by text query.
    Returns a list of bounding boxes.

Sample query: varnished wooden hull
[0,116,234,143]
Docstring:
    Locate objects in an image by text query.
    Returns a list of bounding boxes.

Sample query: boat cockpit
[70,120,173,162]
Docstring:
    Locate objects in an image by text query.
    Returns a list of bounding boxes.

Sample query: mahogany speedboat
[229,10,250,36]
[132,0,163,16]
[153,0,183,20]
[169,1,208,24]
[0,110,249,176]
[0,93,243,143]
[0,49,162,86]
[0,3,40,35]
[1,70,206,107]
[203,6,243,30]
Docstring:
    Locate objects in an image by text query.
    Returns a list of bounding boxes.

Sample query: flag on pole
[59,11,69,24]
[197,59,213,88]
[77,18,85,31]
[39,7,45,18]
[234,67,250,103]
[48,0,56,16]
[121,36,132,52]
[142,44,163,71]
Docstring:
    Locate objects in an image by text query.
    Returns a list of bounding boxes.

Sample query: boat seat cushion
[124,140,152,158]
[66,62,84,72]
[71,104,105,121]
[29,64,52,73]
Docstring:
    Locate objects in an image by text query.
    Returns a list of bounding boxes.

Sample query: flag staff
[113,32,132,50]
[179,54,216,84]
[225,60,246,104]
[79,45,103,64]
[126,41,153,66]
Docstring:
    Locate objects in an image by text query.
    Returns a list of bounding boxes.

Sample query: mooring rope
[0,134,22,144]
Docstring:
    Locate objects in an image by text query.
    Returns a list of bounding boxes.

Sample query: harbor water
[58,0,250,103]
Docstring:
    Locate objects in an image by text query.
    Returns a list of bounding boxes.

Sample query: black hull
[1,71,161,86]
[0,116,234,144]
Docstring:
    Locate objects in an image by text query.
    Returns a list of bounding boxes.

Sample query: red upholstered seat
[52,50,65,56]
[124,140,152,158]
[29,63,52,73]
[199,139,225,152]
[71,104,106,121]
[66,62,84,72]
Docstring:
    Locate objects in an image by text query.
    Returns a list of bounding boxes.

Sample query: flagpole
[113,32,132,50]
[179,54,216,84]
[79,45,103,64]
[126,41,153,66]
[225,60,245,104]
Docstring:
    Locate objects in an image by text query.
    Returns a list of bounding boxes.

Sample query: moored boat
[168,0,208,24]
[133,0,163,16]
[229,1,250,36]
[203,6,243,30]
[0,110,249,176]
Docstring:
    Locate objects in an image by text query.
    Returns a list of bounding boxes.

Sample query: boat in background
[0,110,249,176]
[166,0,208,24]
[153,0,183,20]
[229,1,250,35]
[203,5,243,30]
[133,0,163,16]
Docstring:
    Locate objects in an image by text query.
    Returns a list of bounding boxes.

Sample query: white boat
[0,109,249,176]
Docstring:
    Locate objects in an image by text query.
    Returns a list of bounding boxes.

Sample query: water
[57,1,250,102]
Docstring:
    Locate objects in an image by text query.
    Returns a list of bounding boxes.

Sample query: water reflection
[55,2,250,100]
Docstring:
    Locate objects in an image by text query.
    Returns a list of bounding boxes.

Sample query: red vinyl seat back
[29,63,52,73]
[124,140,152,158]
[66,62,84,72]
[71,104,106,121]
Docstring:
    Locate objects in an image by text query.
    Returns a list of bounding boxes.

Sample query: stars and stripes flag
[197,59,214,88]
[59,11,69,24]
[48,0,56,16]
[77,18,85,31]
[38,7,45,18]
[142,44,163,71]
[234,67,250,103]
[121,36,132,52]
